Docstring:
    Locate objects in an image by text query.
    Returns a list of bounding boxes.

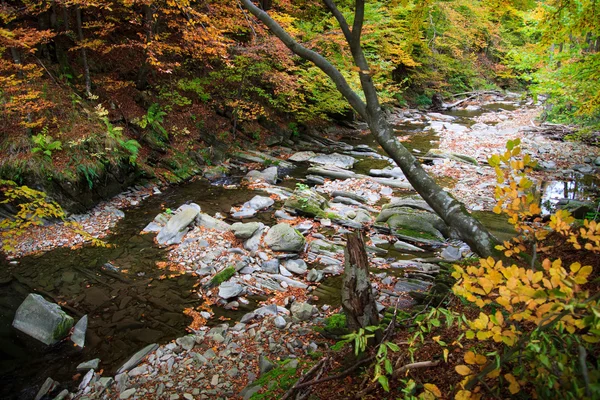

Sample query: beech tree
[240,0,500,257]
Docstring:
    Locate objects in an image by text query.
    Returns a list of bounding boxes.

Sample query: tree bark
[240,0,500,257]
[341,232,379,333]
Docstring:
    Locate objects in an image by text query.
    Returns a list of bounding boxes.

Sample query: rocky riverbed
[2,93,599,400]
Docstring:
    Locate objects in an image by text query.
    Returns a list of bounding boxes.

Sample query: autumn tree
[241,0,500,257]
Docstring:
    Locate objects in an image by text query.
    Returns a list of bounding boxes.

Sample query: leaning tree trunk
[342,232,379,334]
[240,0,500,258]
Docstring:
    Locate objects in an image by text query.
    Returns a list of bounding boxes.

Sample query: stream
[1,97,598,399]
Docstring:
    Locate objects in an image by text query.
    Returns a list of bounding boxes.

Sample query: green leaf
[378,375,390,392]
[430,319,441,327]
[386,342,400,352]
[384,359,393,375]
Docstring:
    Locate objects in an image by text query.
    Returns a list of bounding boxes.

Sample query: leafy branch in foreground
[450,140,600,399]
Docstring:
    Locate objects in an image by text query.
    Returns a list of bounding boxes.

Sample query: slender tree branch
[323,0,353,44]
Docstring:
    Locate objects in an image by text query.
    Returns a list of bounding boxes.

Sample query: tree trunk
[75,6,91,95]
[136,4,154,90]
[240,0,500,257]
[341,232,380,333]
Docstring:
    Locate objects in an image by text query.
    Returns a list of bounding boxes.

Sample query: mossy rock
[284,187,329,218]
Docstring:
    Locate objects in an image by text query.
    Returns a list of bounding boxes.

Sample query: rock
[240,384,262,400]
[306,269,324,282]
[294,221,314,234]
[393,240,425,252]
[426,149,478,165]
[245,166,279,184]
[595,156,600,166]
[259,355,276,375]
[53,389,69,400]
[275,209,295,220]
[309,153,356,169]
[211,374,219,386]
[284,187,328,217]
[244,224,265,252]
[331,191,368,203]
[247,195,275,210]
[539,161,556,170]
[261,259,280,274]
[283,259,308,275]
[368,167,405,179]
[264,223,306,252]
[291,302,316,321]
[219,282,244,299]
[71,314,88,347]
[254,304,290,317]
[233,196,275,219]
[156,203,201,245]
[34,377,57,400]
[307,166,357,180]
[274,316,287,329]
[120,388,136,399]
[176,335,196,351]
[12,294,74,345]
[195,213,231,231]
[574,164,594,174]
[78,368,95,390]
[271,275,308,289]
[231,222,261,240]
[289,151,317,162]
[117,343,158,374]
[77,358,100,371]
[279,265,293,277]
[441,245,462,261]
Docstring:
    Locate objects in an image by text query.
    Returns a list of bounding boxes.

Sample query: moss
[53,312,74,340]
[210,266,236,286]
[250,360,307,400]
[325,313,347,330]
[394,227,439,241]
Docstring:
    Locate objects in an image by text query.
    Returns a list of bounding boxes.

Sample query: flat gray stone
[309,153,356,169]
[218,282,244,299]
[283,259,307,275]
[260,259,280,274]
[274,316,287,329]
[117,343,158,374]
[156,204,201,245]
[195,213,231,232]
[231,222,261,239]
[71,314,88,347]
[77,358,100,371]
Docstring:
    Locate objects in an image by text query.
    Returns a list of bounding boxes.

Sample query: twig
[290,354,376,392]
[280,357,329,400]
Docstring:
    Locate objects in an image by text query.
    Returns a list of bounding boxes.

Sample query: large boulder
[284,187,329,217]
[264,223,306,252]
[156,203,201,245]
[12,294,74,345]
[309,153,356,169]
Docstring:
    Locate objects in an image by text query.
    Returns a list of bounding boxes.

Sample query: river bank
[3,93,599,400]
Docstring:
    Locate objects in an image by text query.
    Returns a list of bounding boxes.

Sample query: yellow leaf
[455,365,472,376]
[475,354,487,365]
[486,368,500,378]
[464,351,477,365]
[570,262,581,273]
[504,373,521,394]
[424,383,442,398]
